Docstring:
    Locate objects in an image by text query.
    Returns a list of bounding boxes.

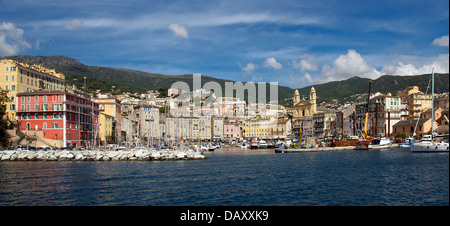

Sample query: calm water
[0,147,448,206]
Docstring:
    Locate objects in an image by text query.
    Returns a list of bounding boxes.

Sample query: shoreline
[0,149,207,161]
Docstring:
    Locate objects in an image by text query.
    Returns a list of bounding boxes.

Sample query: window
[43,113,47,119]
[53,123,58,128]
[43,123,47,129]
[11,85,15,91]
[35,96,38,103]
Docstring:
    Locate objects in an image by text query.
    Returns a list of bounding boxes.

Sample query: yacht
[258,140,268,149]
[410,135,449,152]
[368,137,393,149]
[250,139,259,149]
[410,69,449,153]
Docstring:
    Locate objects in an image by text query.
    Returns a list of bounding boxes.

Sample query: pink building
[223,119,242,141]
[16,90,99,148]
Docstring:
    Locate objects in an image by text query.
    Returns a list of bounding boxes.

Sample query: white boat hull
[410,142,449,152]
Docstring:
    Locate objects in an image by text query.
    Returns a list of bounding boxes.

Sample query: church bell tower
[310,87,316,113]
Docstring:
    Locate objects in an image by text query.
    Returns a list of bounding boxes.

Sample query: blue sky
[1,0,448,89]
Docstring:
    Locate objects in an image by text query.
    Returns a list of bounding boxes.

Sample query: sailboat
[410,69,449,153]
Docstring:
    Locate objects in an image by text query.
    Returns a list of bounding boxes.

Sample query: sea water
[0,147,448,206]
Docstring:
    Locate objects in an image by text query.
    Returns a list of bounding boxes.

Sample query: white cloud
[0,22,32,56]
[168,23,188,38]
[321,49,381,81]
[381,54,449,75]
[240,62,258,74]
[293,55,318,72]
[431,35,449,47]
[64,19,86,30]
[263,57,282,70]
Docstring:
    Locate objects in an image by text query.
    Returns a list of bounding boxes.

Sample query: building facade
[1,59,65,124]
[243,115,276,139]
[16,90,99,148]
[223,118,242,142]
[397,86,432,120]
[292,87,317,137]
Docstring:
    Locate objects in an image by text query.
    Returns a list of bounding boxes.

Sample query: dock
[275,146,356,153]
[275,143,400,153]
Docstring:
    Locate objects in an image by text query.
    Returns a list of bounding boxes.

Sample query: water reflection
[0,148,448,206]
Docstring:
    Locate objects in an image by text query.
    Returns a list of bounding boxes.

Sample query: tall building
[93,93,122,143]
[292,87,319,137]
[397,86,432,120]
[99,112,114,145]
[1,59,65,124]
[16,90,99,148]
[355,92,407,137]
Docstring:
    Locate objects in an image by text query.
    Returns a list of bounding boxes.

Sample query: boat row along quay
[0,149,207,161]
[274,143,400,153]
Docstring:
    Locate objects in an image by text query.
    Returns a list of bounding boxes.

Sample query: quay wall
[275,143,400,153]
[0,149,206,161]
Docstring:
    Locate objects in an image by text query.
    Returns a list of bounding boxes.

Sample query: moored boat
[368,137,393,149]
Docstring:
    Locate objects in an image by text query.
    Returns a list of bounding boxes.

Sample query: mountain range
[2,55,449,108]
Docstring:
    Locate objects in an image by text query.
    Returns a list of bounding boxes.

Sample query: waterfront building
[223,118,242,142]
[212,116,224,140]
[16,90,99,148]
[1,59,65,124]
[243,115,276,139]
[301,116,314,138]
[99,112,114,145]
[93,93,122,143]
[335,104,356,139]
[120,102,139,144]
[355,92,407,137]
[397,86,432,120]
[272,118,291,139]
[392,119,430,138]
[138,105,160,145]
[162,116,212,142]
[292,87,318,137]
[312,110,336,139]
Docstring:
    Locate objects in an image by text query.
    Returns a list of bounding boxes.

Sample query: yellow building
[99,112,114,145]
[397,86,432,120]
[244,115,276,139]
[1,59,65,122]
[93,93,122,142]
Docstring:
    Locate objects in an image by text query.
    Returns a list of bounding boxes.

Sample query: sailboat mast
[431,68,434,138]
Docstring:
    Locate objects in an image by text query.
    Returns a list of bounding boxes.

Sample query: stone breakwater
[0,149,207,161]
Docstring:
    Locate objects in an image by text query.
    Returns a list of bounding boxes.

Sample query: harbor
[0,146,447,206]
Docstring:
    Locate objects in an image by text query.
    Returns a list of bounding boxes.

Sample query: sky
[1,0,449,89]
